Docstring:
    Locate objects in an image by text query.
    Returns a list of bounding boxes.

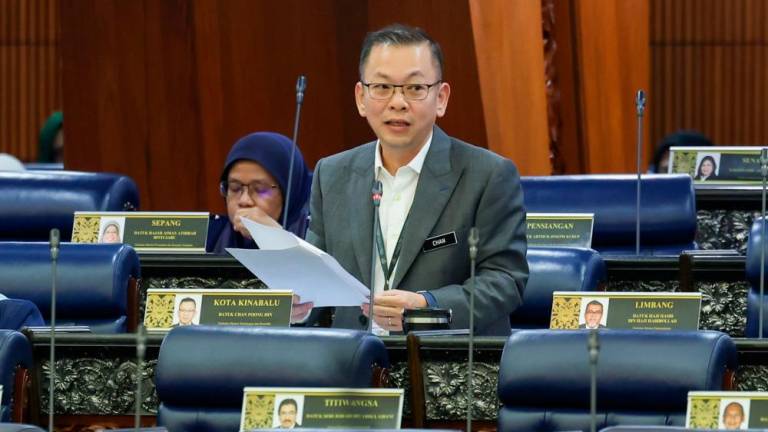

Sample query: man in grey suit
[305,23,528,336]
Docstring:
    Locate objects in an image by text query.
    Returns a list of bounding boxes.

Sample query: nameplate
[549,291,701,330]
[687,391,768,430]
[71,211,209,253]
[526,213,594,248]
[144,289,292,331]
[422,231,457,252]
[669,146,766,184]
[239,387,404,431]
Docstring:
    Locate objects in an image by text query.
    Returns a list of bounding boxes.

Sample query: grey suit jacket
[306,126,528,336]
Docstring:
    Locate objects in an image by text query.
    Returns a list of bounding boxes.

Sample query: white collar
[374,131,433,176]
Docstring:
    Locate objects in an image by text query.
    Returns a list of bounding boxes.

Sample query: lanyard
[374,206,404,291]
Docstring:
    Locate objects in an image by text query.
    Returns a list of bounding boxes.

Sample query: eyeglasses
[361,81,442,101]
[220,180,278,200]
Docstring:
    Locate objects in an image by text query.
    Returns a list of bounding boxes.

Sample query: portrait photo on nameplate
[144,288,292,331]
[686,391,768,430]
[669,146,765,185]
[239,387,403,431]
[526,213,594,248]
[550,291,701,330]
[71,211,209,253]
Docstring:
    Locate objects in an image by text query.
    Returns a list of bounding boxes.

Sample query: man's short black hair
[359,23,444,80]
[585,300,603,313]
[179,297,196,308]
[279,398,298,411]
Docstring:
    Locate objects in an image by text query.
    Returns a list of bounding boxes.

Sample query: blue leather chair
[521,175,696,255]
[0,425,45,432]
[498,330,737,432]
[511,247,606,329]
[0,243,140,333]
[0,300,44,331]
[0,331,33,423]
[155,327,390,432]
[0,170,139,241]
[745,217,768,337]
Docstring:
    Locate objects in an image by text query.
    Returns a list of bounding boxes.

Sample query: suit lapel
[392,127,461,290]
[349,144,376,287]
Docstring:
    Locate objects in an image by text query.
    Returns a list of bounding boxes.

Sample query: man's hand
[361,289,428,331]
[291,294,314,324]
[232,207,281,238]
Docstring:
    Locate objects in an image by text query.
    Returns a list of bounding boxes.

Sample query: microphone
[282,74,308,229]
[635,89,646,256]
[588,329,600,432]
[759,148,768,338]
[466,227,479,432]
[48,228,60,432]
[363,180,383,332]
[134,324,146,431]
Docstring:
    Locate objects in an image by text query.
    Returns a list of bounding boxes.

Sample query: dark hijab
[38,111,63,162]
[208,132,311,253]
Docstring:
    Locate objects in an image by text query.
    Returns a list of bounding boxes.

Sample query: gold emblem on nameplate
[144,294,175,328]
[550,296,580,329]
[242,393,275,430]
[71,216,101,243]
[688,397,720,429]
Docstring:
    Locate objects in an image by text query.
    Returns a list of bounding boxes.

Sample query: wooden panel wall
[469,0,551,175]
[651,0,768,147]
[569,0,651,172]
[0,0,61,161]
[61,0,487,212]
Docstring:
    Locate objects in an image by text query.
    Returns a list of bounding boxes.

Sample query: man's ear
[355,82,366,117]
[436,81,451,118]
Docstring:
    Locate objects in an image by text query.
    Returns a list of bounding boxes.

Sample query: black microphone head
[635,89,646,116]
[588,329,600,349]
[468,227,479,259]
[296,75,307,103]
[636,89,646,105]
[371,180,383,206]
[358,314,368,327]
[50,228,60,248]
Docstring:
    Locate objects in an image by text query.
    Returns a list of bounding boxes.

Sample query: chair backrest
[0,243,140,333]
[0,331,33,423]
[521,175,696,255]
[0,425,45,432]
[745,217,768,337]
[511,247,606,329]
[498,330,737,432]
[0,170,139,241]
[156,326,390,432]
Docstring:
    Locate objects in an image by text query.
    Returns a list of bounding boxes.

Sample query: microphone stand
[282,75,307,229]
[760,148,767,338]
[635,89,646,256]
[369,181,383,333]
[466,227,479,432]
[48,228,59,432]
[134,324,146,431]
[588,329,600,432]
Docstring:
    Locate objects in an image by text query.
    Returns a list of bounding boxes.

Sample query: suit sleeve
[429,158,528,334]
[305,158,325,250]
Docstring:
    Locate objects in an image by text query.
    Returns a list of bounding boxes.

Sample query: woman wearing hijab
[38,111,64,163]
[207,132,311,254]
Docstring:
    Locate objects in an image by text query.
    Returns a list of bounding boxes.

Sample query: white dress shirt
[370,132,432,335]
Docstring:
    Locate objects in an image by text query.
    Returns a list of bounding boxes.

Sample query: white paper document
[226,218,370,307]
